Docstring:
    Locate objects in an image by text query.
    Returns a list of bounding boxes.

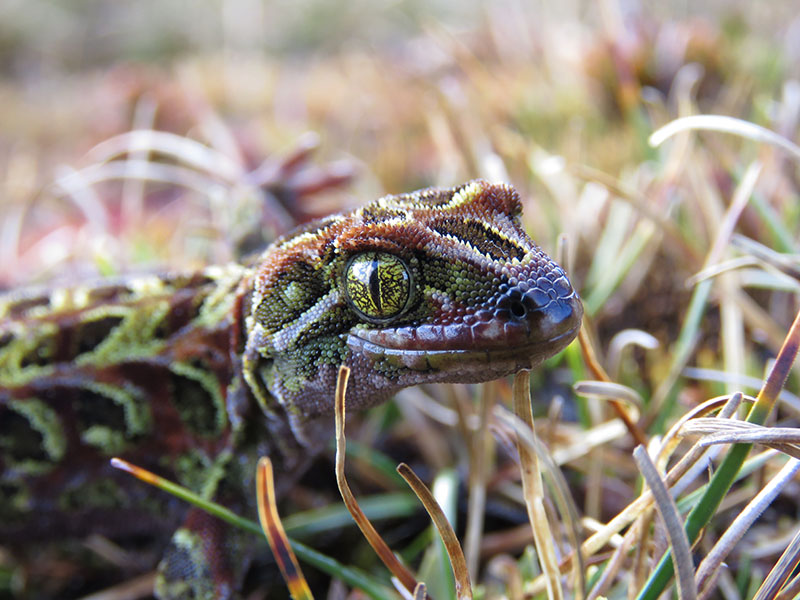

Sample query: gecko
[0,179,582,598]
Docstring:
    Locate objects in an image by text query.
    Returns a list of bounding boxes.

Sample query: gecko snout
[495,272,583,351]
[533,291,583,343]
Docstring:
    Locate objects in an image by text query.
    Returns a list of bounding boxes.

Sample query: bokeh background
[3,1,800,599]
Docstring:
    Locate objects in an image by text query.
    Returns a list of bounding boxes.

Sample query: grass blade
[632,446,697,600]
[256,457,314,600]
[110,457,398,600]
[511,370,565,600]
[649,115,800,162]
[333,366,421,596]
[397,463,473,600]
[696,458,800,597]
[636,306,800,599]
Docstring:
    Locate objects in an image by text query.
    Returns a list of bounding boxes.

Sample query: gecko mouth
[346,293,583,380]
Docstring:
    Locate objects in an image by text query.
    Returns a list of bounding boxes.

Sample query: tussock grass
[2,2,800,599]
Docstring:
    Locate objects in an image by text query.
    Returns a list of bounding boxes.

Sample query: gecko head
[247,180,582,419]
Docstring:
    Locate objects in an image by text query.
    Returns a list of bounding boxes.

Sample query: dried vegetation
[2,1,800,598]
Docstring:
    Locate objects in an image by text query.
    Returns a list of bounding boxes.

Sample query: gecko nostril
[509,300,527,319]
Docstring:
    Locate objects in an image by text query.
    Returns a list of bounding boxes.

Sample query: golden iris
[344,252,411,321]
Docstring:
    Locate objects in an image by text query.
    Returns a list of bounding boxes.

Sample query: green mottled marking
[0,322,58,386]
[171,447,232,499]
[255,260,322,335]
[80,426,128,455]
[169,362,226,437]
[156,528,216,600]
[2,398,66,473]
[75,303,169,366]
[74,315,125,355]
[194,265,248,328]
[72,382,150,454]
[85,381,151,436]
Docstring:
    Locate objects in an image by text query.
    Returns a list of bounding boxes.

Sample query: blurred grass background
[1,1,796,177]
[1,0,797,288]
[3,1,800,599]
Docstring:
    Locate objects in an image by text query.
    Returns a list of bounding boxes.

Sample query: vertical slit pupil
[368,258,382,313]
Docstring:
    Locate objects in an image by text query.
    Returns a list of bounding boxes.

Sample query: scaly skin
[0,180,582,598]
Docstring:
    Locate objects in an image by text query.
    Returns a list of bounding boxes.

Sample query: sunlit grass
[2,3,800,599]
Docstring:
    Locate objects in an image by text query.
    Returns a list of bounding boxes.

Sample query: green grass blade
[110,458,399,600]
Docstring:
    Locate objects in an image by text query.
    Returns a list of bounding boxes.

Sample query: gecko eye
[344,252,412,322]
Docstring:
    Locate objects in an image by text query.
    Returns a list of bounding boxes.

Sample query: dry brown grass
[2,2,800,598]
